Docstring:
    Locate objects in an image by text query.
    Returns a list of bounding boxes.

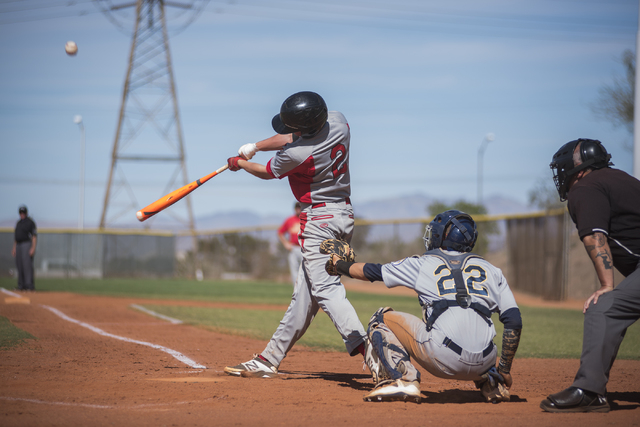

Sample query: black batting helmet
[549,138,612,201]
[272,91,328,138]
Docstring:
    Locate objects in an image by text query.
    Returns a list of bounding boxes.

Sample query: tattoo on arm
[498,329,521,374]
[594,232,607,246]
[596,251,613,270]
[586,232,613,270]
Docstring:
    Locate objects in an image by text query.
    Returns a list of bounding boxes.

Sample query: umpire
[11,205,37,291]
[542,139,640,413]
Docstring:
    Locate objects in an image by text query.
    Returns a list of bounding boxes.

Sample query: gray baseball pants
[378,311,497,382]
[288,246,303,289]
[261,201,367,367]
[572,263,640,395]
[15,241,35,290]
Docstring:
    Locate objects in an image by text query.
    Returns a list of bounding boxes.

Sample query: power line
[1,0,635,43]
[0,0,99,25]
[0,0,94,14]
[202,0,634,43]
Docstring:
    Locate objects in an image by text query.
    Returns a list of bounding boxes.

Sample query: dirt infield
[1,291,638,427]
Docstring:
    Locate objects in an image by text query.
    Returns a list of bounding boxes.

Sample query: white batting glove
[238,143,258,160]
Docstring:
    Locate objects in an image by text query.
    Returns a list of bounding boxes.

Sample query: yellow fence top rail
[0,208,565,238]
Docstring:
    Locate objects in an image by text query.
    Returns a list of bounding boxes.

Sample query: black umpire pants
[572,263,640,395]
[15,241,35,290]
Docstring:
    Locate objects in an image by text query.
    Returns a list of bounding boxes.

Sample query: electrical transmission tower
[96,0,208,229]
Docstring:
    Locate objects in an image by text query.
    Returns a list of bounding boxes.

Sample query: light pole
[74,115,85,230]
[477,133,495,206]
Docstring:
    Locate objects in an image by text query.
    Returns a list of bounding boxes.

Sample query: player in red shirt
[278,202,303,288]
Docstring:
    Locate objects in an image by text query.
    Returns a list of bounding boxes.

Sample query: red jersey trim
[280,156,316,204]
[265,159,277,179]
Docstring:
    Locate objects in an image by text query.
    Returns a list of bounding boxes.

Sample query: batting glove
[227,156,244,171]
[238,143,258,160]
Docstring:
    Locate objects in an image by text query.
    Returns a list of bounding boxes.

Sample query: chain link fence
[0,229,175,279]
[1,210,610,300]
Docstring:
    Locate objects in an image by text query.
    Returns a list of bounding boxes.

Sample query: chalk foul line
[130,304,183,324]
[1,288,22,298]
[0,396,207,409]
[41,305,207,369]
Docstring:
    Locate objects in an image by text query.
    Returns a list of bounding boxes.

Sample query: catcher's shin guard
[368,306,394,329]
[364,339,390,384]
[366,310,416,384]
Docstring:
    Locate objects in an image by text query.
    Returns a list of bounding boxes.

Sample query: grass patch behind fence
[1,278,638,359]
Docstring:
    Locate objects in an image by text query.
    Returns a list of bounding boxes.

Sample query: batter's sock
[356,343,366,357]
[258,354,270,363]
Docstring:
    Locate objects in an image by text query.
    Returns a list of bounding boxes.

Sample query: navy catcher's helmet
[549,138,612,201]
[272,91,328,138]
[424,210,478,253]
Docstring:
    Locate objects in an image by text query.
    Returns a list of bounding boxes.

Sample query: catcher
[321,210,523,403]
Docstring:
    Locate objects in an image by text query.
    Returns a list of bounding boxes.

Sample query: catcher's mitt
[320,239,356,276]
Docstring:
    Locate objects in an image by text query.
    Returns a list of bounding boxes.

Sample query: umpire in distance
[11,205,37,291]
[542,139,640,413]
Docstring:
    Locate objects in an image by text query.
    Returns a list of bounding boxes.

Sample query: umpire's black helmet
[549,138,612,201]
[272,91,328,138]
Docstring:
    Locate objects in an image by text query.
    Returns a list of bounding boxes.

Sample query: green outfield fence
[0,209,607,300]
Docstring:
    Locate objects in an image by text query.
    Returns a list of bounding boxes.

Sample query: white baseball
[65,41,78,56]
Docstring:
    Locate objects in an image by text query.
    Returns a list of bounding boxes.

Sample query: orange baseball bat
[136,164,229,222]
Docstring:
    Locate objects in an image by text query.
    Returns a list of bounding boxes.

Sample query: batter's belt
[305,197,351,209]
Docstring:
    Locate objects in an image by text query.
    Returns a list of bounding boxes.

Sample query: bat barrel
[135,164,229,222]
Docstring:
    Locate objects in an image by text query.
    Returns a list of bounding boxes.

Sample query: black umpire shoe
[540,387,610,413]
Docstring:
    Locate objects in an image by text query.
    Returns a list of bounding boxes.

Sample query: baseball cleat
[363,379,421,403]
[224,355,278,378]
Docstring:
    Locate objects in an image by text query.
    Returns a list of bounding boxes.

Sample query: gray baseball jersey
[266,111,350,204]
[381,249,518,353]
[260,111,366,367]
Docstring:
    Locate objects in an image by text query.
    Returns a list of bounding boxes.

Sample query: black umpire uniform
[13,205,37,290]
[542,139,640,413]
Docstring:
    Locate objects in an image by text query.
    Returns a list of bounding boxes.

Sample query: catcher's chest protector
[422,250,492,331]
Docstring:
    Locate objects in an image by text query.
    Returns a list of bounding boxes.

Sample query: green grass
[0,315,36,349]
[1,278,638,359]
[0,277,296,305]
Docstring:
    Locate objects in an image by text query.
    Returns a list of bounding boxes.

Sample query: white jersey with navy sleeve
[381,249,518,353]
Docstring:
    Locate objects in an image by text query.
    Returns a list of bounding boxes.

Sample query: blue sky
[0,0,636,229]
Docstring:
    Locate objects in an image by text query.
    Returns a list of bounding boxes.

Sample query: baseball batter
[223,91,367,377]
[324,210,522,403]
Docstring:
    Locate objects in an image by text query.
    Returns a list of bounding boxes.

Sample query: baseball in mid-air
[65,41,78,56]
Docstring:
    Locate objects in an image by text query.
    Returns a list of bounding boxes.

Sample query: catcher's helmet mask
[424,210,478,253]
[549,138,613,202]
[272,91,329,139]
